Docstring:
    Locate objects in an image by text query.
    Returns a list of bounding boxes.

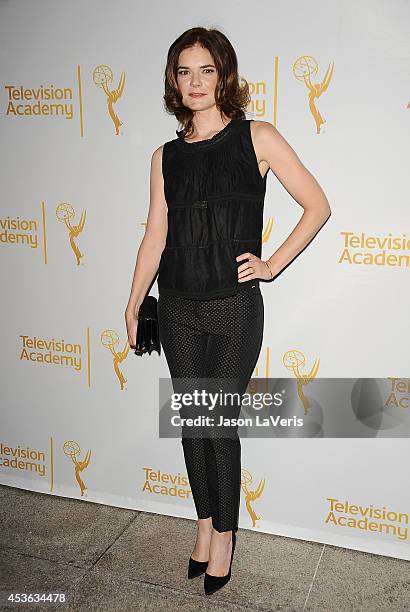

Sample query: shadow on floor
[0,484,409,611]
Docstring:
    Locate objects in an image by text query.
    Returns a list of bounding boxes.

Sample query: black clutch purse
[134,295,161,356]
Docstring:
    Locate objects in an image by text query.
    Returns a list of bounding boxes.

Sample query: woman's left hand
[236,252,275,282]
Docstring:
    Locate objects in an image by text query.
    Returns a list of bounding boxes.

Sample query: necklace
[179,119,237,148]
[185,123,228,143]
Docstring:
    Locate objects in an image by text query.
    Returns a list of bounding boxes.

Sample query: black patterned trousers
[157,283,264,533]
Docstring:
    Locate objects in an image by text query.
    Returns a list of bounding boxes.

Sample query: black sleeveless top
[157,118,268,300]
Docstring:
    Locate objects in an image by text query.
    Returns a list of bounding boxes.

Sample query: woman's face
[176,43,220,112]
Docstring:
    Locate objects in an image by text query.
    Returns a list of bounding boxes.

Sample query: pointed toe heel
[204,530,237,595]
[188,556,208,579]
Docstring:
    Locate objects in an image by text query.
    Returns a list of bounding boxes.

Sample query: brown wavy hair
[163,27,251,139]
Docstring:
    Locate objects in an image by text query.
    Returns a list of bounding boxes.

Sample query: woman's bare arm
[251,121,331,278]
[125,144,167,348]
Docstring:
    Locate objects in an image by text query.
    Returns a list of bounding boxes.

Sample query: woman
[126,27,331,595]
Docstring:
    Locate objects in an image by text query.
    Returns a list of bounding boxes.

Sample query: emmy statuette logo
[101,329,130,390]
[92,65,126,135]
[262,217,274,244]
[56,202,86,265]
[63,440,92,496]
[283,349,320,415]
[241,468,266,528]
[292,55,334,134]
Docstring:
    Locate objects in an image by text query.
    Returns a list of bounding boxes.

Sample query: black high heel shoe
[188,556,208,579]
[204,530,236,595]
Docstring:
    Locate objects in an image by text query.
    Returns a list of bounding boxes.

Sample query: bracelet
[265,260,274,279]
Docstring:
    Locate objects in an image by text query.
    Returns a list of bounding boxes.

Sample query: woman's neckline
[177,118,239,149]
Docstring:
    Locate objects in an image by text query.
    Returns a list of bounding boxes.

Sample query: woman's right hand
[125,302,140,350]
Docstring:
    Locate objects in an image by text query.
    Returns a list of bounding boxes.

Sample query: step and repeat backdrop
[1,0,409,561]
